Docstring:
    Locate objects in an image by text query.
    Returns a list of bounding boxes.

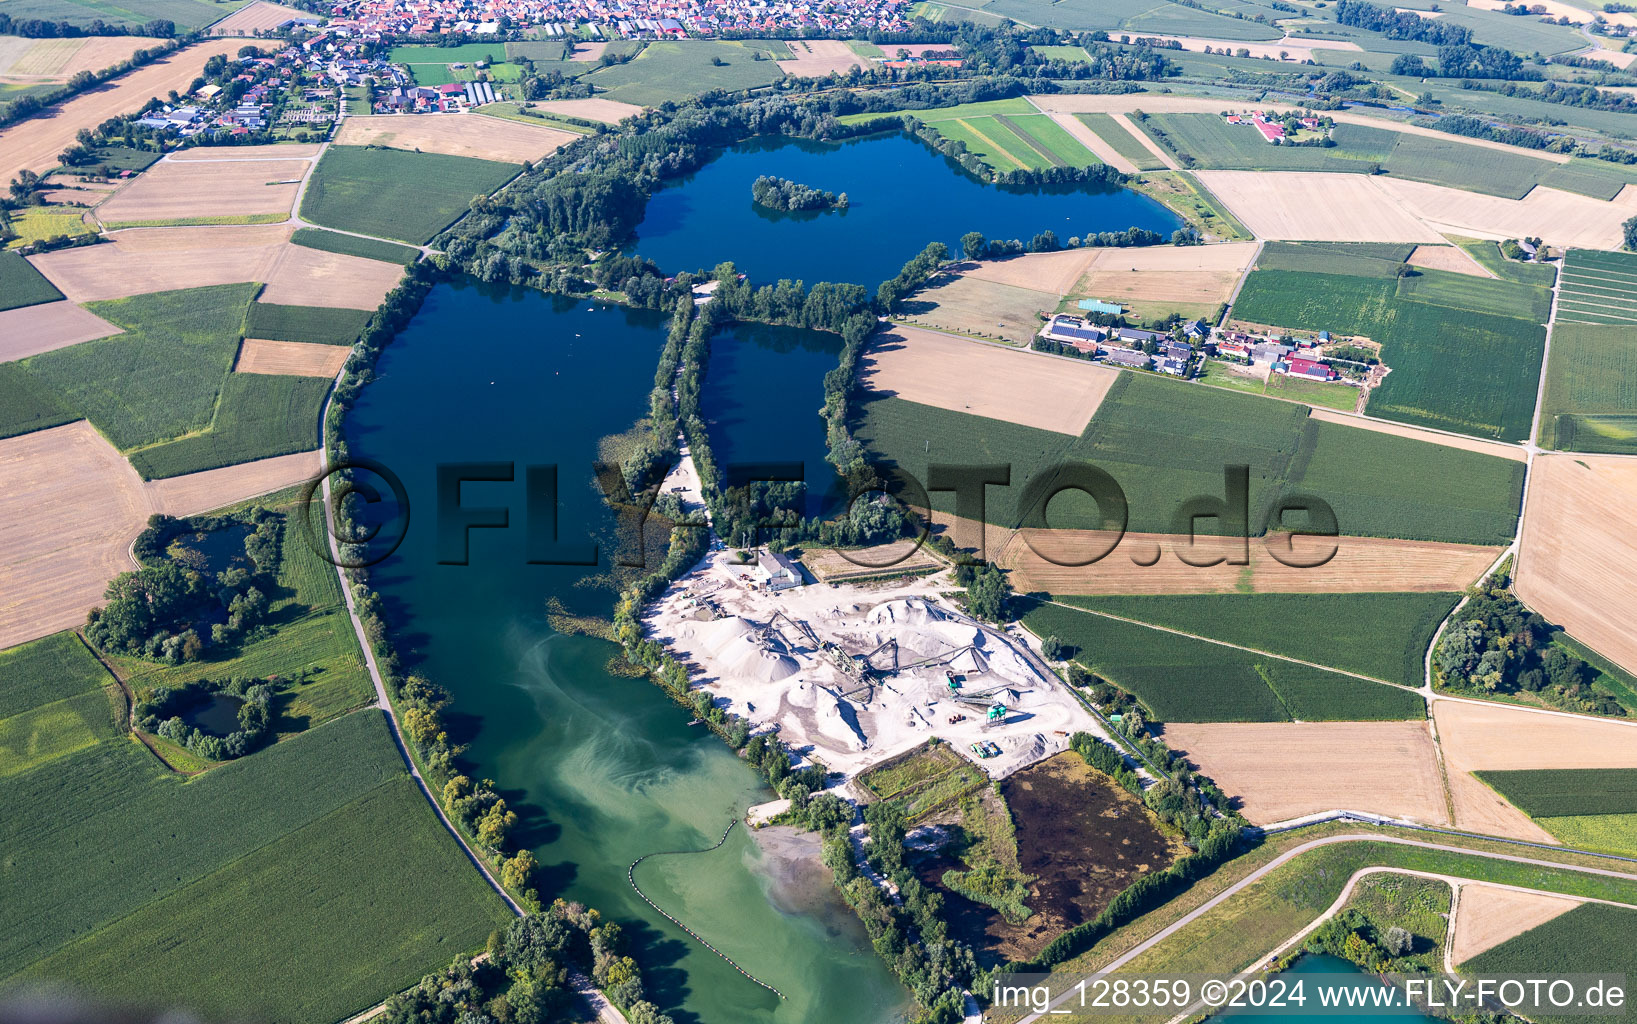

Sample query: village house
[1101,347,1152,370]
[1274,356,1339,382]
[1040,314,1107,352]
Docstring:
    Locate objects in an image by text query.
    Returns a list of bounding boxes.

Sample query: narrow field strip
[996,114,1064,167]
[956,117,1028,172]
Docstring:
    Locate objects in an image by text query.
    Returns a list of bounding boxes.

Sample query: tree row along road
[1015,832,1637,1024]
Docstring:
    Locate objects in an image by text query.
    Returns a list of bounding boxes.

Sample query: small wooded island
[750,175,850,212]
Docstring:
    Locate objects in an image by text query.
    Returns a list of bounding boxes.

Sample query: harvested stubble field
[300,145,519,245]
[959,247,1097,294]
[1515,454,1637,676]
[143,449,320,517]
[165,142,322,161]
[257,244,404,310]
[1021,601,1425,723]
[531,97,644,123]
[235,338,350,377]
[799,543,942,582]
[0,36,163,81]
[27,223,291,302]
[1062,112,1159,172]
[1067,240,1255,314]
[1449,885,1582,965]
[897,275,1056,345]
[93,157,306,224]
[1156,721,1448,825]
[778,39,867,76]
[1434,699,1637,841]
[1374,176,1637,251]
[999,530,1502,596]
[1406,243,1495,278]
[206,0,313,34]
[1042,112,1138,173]
[0,300,123,361]
[1195,170,1444,242]
[860,325,1118,435]
[0,39,255,186]
[333,113,577,163]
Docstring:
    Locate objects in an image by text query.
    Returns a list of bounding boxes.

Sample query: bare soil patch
[0,40,276,187]
[234,338,350,377]
[1110,112,1178,171]
[207,0,314,34]
[779,39,867,77]
[95,158,306,224]
[146,449,321,517]
[898,275,1057,346]
[532,98,644,123]
[1515,454,1637,676]
[1195,171,1445,242]
[29,224,292,301]
[1406,244,1496,279]
[259,244,405,309]
[566,41,608,62]
[1434,699,1637,840]
[166,142,322,160]
[1374,177,1636,250]
[1158,721,1449,826]
[0,301,123,362]
[1045,111,1137,174]
[861,324,1120,435]
[1306,409,1525,460]
[998,529,1501,594]
[334,113,571,163]
[1450,885,1582,965]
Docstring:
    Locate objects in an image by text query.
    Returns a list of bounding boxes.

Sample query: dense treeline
[0,39,180,129]
[0,12,176,37]
[751,174,849,211]
[85,509,282,662]
[1389,44,1534,80]
[1457,77,1637,119]
[1335,0,1473,44]
[380,901,676,1024]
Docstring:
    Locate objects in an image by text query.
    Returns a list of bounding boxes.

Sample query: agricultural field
[1256,241,1414,279]
[1449,885,1582,966]
[1555,248,1637,325]
[1539,324,1637,452]
[206,0,311,34]
[1465,904,1637,1022]
[0,35,162,81]
[332,113,576,164]
[1474,768,1637,818]
[125,372,330,479]
[0,0,247,30]
[1538,158,1637,201]
[0,364,75,439]
[897,273,1057,345]
[837,96,1035,127]
[1395,265,1553,323]
[299,146,518,245]
[2,206,96,250]
[1231,269,1546,441]
[94,157,308,226]
[25,223,290,303]
[1074,112,1164,169]
[0,251,65,311]
[1058,592,1459,687]
[235,338,350,377]
[582,41,785,106]
[1381,133,1550,200]
[0,632,121,780]
[1527,813,1637,857]
[1065,241,1255,323]
[291,227,420,265]
[246,301,373,345]
[0,709,510,1022]
[1195,170,1443,243]
[1137,113,1397,173]
[1020,601,1425,722]
[856,371,1524,544]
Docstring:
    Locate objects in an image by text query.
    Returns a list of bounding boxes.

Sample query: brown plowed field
[1434,699,1637,841]
[334,114,569,163]
[998,529,1501,594]
[207,0,314,34]
[259,244,405,309]
[533,98,644,122]
[235,338,351,377]
[94,158,306,223]
[1158,721,1449,826]
[28,224,292,301]
[0,301,123,362]
[860,325,1120,435]
[779,39,867,77]
[1449,885,1581,965]
[146,449,322,517]
[1515,454,1637,676]
[1406,244,1495,278]
[0,40,276,187]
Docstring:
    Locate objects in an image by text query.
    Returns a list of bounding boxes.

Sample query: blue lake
[635,132,1181,286]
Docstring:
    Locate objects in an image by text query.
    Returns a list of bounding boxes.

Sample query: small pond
[1209,954,1438,1023]
[169,524,253,575]
[634,132,1181,286]
[183,693,246,737]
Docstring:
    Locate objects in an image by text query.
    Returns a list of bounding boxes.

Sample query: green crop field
[1475,768,1637,818]
[1395,265,1553,323]
[246,300,374,345]
[0,633,121,779]
[23,283,256,451]
[0,633,112,721]
[1073,112,1165,171]
[1540,323,1637,452]
[1257,241,1413,279]
[1458,237,1557,288]
[1137,113,1396,173]
[947,114,1050,171]
[836,96,1036,126]
[299,146,518,245]
[388,42,508,64]
[1533,813,1637,857]
[0,0,248,29]
[856,371,1523,545]
[999,112,1100,167]
[1021,601,1424,722]
[1060,592,1460,687]
[1539,158,1637,201]
[1231,269,1545,441]
[1381,133,1549,199]
[109,495,372,738]
[290,227,420,266]
[0,251,65,311]
[0,363,74,440]
[1466,903,1637,1018]
[583,41,785,106]
[125,373,330,479]
[3,206,96,250]
[15,777,510,1024]
[1556,249,1637,326]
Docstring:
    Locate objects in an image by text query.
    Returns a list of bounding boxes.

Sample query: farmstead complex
[6,2,1637,1023]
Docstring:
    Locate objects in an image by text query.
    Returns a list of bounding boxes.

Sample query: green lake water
[1211,955,1437,1023]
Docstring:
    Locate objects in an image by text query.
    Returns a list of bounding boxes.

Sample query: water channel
[348,134,1186,1023]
